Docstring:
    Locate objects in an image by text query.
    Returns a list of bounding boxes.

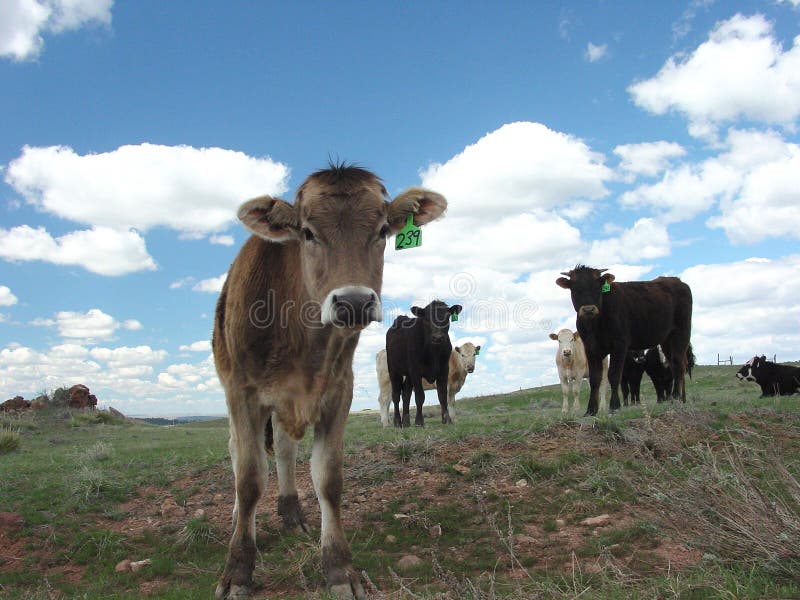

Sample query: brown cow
[212,163,447,599]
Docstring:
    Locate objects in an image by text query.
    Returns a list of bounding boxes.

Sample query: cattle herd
[209,164,799,599]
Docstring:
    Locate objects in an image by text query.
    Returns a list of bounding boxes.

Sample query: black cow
[736,356,800,396]
[646,344,696,402]
[556,265,693,415]
[620,350,647,406]
[385,300,462,427]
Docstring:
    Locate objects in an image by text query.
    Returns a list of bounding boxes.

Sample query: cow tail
[265,416,275,455]
[687,344,696,378]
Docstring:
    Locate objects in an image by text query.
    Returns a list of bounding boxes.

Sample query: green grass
[0,367,799,599]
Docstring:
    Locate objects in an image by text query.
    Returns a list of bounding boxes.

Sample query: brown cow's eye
[302,227,315,242]
[378,224,390,239]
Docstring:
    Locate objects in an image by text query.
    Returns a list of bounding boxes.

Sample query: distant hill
[133,415,225,426]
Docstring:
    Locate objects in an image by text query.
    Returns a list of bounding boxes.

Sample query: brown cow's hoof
[277,494,310,534]
[215,582,251,599]
[442,414,453,425]
[327,568,366,600]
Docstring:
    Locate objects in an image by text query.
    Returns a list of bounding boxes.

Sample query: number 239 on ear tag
[395,214,422,251]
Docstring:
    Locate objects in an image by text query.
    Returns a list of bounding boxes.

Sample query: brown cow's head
[555,265,615,321]
[238,163,447,329]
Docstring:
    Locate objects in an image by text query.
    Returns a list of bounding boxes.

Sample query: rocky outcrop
[1,396,30,413]
[68,385,98,410]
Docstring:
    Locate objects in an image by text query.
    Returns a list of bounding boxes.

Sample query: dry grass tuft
[649,438,800,580]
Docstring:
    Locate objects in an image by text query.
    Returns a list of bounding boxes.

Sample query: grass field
[1,364,799,599]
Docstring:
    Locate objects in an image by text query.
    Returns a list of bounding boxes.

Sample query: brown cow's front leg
[272,419,309,533]
[311,398,365,600]
[216,390,268,600]
[436,376,452,424]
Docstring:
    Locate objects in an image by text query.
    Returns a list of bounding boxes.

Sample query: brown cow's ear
[602,273,616,284]
[411,306,424,317]
[450,304,463,315]
[387,187,447,233]
[238,196,299,243]
[549,333,558,340]
[556,277,571,289]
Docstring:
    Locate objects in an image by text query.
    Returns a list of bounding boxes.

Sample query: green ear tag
[601,281,611,293]
[474,347,480,355]
[451,312,459,322]
[395,214,422,251]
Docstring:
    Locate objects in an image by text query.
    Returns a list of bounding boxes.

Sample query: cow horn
[598,268,608,274]
[559,271,571,276]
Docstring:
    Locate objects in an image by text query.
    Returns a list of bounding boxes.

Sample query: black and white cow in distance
[385,300,462,427]
[556,265,693,415]
[645,344,696,403]
[620,350,647,406]
[736,355,800,396]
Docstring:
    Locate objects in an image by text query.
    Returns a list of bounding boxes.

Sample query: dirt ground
[7,408,794,598]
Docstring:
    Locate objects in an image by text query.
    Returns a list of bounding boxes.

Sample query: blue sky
[1,0,799,416]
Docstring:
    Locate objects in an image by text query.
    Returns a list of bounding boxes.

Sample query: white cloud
[419,122,612,218]
[614,141,686,179]
[32,308,141,341]
[210,234,234,246]
[0,0,112,61]
[629,14,800,140]
[707,145,800,243]
[179,340,211,352]
[5,144,290,235]
[621,129,800,234]
[681,255,800,363]
[672,0,714,42]
[585,42,608,62]
[193,273,226,293]
[169,276,194,290]
[0,285,18,307]
[588,218,671,266]
[0,225,156,275]
[89,345,167,368]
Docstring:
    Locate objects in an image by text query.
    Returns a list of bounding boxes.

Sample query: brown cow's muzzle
[321,285,382,328]
[579,305,599,320]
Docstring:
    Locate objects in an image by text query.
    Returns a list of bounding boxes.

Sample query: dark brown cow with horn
[212,163,447,599]
[556,265,692,415]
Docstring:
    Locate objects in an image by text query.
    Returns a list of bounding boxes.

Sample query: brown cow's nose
[330,291,380,327]
[579,305,599,319]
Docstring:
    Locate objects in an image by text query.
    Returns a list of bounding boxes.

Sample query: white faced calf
[549,329,608,414]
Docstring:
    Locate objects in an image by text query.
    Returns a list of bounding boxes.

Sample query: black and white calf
[620,350,647,406]
[736,356,800,396]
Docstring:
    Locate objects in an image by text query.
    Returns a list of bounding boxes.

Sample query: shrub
[0,426,20,453]
[51,386,71,407]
